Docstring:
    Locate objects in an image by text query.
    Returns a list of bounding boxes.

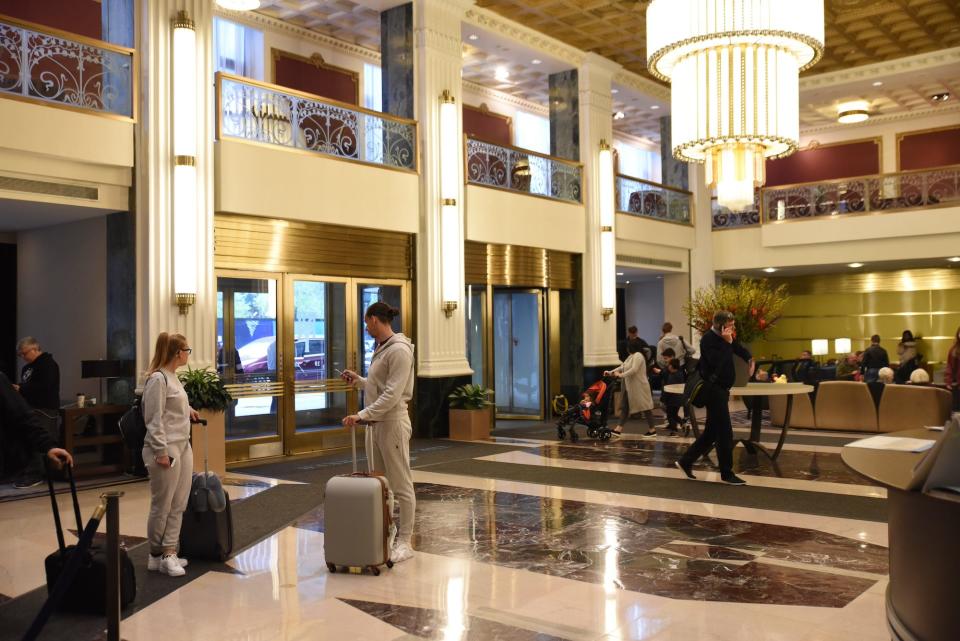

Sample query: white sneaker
[391,542,415,564]
[159,554,187,576]
[148,554,189,571]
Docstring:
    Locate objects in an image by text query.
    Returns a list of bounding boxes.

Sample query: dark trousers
[679,389,733,475]
[952,386,959,413]
[665,404,681,430]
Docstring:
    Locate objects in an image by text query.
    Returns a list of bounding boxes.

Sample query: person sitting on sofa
[908,368,931,385]
[877,367,895,384]
[836,353,860,380]
[791,350,817,384]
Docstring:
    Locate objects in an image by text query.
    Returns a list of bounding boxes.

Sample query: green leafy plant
[178,367,232,412]
[684,277,789,345]
[448,384,494,410]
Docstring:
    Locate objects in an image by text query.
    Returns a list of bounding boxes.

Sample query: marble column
[688,163,716,345]
[578,54,622,384]
[659,115,689,190]
[549,69,579,161]
[380,3,414,120]
[136,0,217,375]
[411,0,472,437]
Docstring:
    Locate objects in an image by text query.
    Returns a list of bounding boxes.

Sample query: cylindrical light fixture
[439,90,460,317]
[837,100,870,124]
[834,338,852,354]
[172,11,198,314]
[599,140,615,320]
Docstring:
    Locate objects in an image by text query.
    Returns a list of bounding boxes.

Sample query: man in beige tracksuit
[342,304,416,563]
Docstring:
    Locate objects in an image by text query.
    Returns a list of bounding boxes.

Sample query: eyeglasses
[180,348,193,354]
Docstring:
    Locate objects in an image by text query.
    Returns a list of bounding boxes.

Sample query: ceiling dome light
[848,262,864,268]
[531,58,542,65]
[647,0,824,211]
[763,267,778,273]
[931,92,950,102]
[613,111,625,120]
[837,100,870,124]
[216,0,260,10]
[494,66,510,82]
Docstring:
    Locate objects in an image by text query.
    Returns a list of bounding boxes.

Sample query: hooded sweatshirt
[357,333,415,423]
[20,352,60,410]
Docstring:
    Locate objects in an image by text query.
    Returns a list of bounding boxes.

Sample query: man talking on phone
[675,310,754,485]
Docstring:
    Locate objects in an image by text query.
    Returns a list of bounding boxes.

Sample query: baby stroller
[556,376,616,442]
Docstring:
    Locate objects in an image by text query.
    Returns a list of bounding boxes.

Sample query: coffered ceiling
[475,0,960,80]
[253,0,382,50]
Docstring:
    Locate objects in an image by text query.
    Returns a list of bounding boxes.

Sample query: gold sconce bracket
[601,307,614,321]
[443,301,458,318]
[176,293,196,315]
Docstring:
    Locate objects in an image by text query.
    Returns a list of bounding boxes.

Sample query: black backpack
[117,396,147,450]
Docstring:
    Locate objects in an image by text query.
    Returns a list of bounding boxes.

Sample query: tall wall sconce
[172,10,198,315]
[598,139,615,321]
[439,89,460,318]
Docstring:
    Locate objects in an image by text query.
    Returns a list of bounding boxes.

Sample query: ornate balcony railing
[762,165,960,223]
[0,15,135,119]
[465,136,582,204]
[616,174,692,224]
[712,195,761,229]
[216,73,417,172]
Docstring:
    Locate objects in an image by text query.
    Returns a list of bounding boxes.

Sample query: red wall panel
[898,126,960,171]
[0,0,101,40]
[273,51,358,105]
[463,104,512,146]
[765,139,881,186]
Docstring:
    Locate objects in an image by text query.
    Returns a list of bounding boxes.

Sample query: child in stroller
[556,376,616,442]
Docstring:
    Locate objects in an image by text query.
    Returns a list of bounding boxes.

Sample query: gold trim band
[174,155,196,166]
[172,10,195,30]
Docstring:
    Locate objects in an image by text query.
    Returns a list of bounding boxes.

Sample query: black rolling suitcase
[43,462,136,613]
[179,420,234,561]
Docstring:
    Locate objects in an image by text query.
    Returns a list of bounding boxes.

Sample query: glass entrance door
[493,289,543,418]
[217,274,283,461]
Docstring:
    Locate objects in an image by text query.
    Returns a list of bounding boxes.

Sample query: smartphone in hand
[169,456,177,469]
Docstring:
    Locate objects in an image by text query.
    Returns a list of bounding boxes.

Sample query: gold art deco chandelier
[646,0,824,210]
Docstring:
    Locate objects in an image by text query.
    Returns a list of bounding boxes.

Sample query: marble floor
[0,417,891,641]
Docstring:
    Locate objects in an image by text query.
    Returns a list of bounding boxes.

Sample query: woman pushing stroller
[604,338,659,438]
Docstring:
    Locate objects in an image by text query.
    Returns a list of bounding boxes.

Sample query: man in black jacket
[11,337,62,488]
[1,372,73,485]
[860,335,889,383]
[675,310,753,485]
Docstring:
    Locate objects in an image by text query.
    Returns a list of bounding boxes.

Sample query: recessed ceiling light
[848,262,864,268]
[616,272,624,276]
[650,105,660,110]
[763,267,777,273]
[494,66,510,82]
[948,257,960,263]
[837,100,870,123]
[625,280,631,284]
[468,34,478,41]
[931,92,950,102]
[613,111,625,120]
[611,88,619,94]
[872,81,883,87]
[531,58,542,65]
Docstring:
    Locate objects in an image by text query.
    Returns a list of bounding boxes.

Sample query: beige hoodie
[357,332,415,422]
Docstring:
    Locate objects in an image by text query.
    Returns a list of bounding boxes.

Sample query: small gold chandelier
[646,1,824,210]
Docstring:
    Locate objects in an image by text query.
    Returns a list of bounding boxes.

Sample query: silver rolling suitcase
[324,423,395,575]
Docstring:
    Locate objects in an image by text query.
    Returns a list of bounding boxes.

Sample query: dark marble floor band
[299,483,887,607]
[533,440,874,486]
[341,598,574,641]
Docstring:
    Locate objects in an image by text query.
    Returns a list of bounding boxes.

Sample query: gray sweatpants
[143,441,193,556]
[364,416,415,542]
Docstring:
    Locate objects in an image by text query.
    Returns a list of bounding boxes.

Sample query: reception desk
[842,429,960,641]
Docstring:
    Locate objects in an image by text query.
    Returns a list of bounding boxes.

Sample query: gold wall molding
[465,241,580,290]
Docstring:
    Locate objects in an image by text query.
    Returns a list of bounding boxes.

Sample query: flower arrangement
[684,277,789,345]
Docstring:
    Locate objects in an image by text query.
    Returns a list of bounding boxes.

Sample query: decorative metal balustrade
[712,195,761,229]
[217,73,417,172]
[0,15,135,118]
[616,174,692,224]
[762,165,960,222]
[465,137,582,204]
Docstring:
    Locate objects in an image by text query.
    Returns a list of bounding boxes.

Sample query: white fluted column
[689,163,716,296]
[136,0,216,374]
[579,53,622,368]
[413,0,471,378]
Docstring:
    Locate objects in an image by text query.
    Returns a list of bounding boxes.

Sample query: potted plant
[448,384,494,441]
[179,367,232,476]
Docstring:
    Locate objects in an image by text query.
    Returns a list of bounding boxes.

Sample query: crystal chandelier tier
[646,0,824,210]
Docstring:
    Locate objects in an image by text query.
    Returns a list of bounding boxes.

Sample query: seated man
[835,353,860,379]
[1,372,73,486]
[791,350,817,384]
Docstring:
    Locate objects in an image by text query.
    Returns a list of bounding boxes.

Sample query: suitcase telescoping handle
[191,417,209,485]
[349,420,370,474]
[44,457,83,554]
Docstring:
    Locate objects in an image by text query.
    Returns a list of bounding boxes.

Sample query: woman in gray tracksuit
[342,302,416,563]
[142,332,199,577]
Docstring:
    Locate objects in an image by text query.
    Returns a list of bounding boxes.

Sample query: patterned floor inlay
[297,483,887,607]
[536,440,872,485]
[340,598,574,641]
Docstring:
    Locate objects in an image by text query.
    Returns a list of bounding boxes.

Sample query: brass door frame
[492,287,546,420]
[218,269,286,463]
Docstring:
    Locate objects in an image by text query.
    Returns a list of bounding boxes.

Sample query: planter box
[449,407,492,441]
[191,410,226,477]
